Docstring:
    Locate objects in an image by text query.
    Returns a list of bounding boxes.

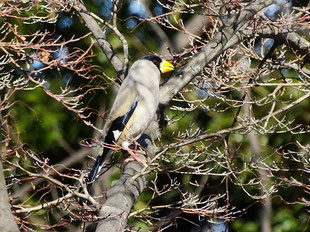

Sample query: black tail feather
[87,148,109,193]
[87,133,152,192]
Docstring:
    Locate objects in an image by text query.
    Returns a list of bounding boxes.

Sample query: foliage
[0,0,310,231]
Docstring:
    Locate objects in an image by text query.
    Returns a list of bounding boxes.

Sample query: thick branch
[0,162,20,232]
[246,25,310,62]
[279,32,310,62]
[75,1,125,79]
[159,0,275,105]
[95,120,160,231]
[0,98,19,231]
[96,161,147,232]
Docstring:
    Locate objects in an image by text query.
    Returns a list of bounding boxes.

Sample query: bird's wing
[87,81,137,191]
[102,77,138,143]
[117,84,159,145]
[103,77,137,133]
[117,98,155,145]
[104,97,138,145]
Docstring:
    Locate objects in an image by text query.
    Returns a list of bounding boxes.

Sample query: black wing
[87,99,138,191]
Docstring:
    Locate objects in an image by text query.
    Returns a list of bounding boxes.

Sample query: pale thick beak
[160,59,174,73]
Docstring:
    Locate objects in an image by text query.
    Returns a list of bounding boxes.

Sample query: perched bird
[87,55,174,191]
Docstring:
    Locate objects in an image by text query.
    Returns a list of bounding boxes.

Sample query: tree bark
[96,161,147,232]
[95,120,159,231]
[0,162,19,232]
[0,98,20,232]
[75,1,125,79]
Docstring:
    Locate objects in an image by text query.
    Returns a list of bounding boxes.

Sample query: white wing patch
[112,130,121,140]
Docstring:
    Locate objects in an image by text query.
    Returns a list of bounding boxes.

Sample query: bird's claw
[124,149,147,167]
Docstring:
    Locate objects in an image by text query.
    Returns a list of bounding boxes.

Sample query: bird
[87,55,174,191]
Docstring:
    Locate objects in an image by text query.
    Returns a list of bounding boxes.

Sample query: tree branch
[159,0,275,105]
[75,0,125,79]
[0,97,20,232]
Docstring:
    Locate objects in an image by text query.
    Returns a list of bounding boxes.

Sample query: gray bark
[0,162,20,232]
[96,161,147,232]
[0,99,20,232]
[75,1,125,79]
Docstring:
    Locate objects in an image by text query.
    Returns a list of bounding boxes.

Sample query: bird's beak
[160,59,174,74]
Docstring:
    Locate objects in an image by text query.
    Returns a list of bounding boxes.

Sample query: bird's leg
[124,148,147,166]
[122,141,147,166]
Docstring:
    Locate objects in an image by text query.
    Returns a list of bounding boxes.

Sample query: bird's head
[142,55,174,74]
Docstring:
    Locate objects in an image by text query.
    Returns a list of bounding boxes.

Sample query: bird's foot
[124,149,147,166]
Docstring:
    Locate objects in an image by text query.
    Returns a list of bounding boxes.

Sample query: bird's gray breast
[124,60,161,139]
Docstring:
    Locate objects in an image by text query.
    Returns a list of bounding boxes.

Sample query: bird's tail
[87,148,109,192]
